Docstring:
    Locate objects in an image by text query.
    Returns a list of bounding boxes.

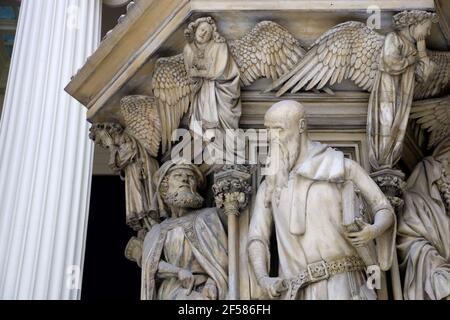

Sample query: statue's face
[195,22,213,45]
[167,168,198,194]
[164,167,204,213]
[266,116,302,168]
[412,19,432,41]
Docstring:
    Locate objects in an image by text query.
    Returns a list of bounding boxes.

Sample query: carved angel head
[393,10,438,40]
[89,123,123,149]
[184,16,225,44]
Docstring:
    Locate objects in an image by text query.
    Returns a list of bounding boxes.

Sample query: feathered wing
[266,21,385,96]
[228,21,305,86]
[120,95,162,158]
[411,95,450,148]
[152,54,192,154]
[414,51,450,100]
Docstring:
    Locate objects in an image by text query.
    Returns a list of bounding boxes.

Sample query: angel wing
[266,21,385,96]
[120,95,162,158]
[411,95,450,148]
[414,51,450,100]
[229,21,305,86]
[152,54,192,154]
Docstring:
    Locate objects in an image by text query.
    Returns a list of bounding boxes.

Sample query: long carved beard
[436,168,450,215]
[164,190,204,211]
[264,139,297,208]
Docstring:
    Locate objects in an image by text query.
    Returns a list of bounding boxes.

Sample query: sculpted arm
[157,260,194,289]
[248,182,285,298]
[157,260,182,277]
[382,33,417,75]
[344,159,395,245]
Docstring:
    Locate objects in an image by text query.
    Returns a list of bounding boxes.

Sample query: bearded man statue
[140,161,228,300]
[248,100,396,300]
[397,139,450,300]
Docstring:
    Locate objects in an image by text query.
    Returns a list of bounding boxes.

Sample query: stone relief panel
[85,10,450,300]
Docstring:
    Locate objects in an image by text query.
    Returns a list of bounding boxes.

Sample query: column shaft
[0,0,101,300]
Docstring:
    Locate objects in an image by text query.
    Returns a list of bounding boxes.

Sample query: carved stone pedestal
[213,165,252,300]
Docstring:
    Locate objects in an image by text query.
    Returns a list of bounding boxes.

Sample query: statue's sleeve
[399,197,450,300]
[381,32,416,75]
[344,159,396,270]
[248,181,273,255]
[183,44,194,75]
[344,159,391,212]
[116,139,138,170]
[204,42,230,80]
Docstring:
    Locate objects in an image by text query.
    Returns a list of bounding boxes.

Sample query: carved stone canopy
[65,0,445,126]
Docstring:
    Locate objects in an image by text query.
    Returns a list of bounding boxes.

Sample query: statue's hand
[259,276,286,299]
[178,269,195,292]
[345,218,379,247]
[202,281,218,300]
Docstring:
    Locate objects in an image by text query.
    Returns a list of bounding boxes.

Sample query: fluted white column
[0,0,101,300]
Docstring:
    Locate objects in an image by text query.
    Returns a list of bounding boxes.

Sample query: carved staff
[213,165,252,300]
[371,169,406,300]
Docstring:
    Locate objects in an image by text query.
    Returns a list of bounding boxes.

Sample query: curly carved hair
[89,122,123,142]
[393,10,438,29]
[184,16,225,43]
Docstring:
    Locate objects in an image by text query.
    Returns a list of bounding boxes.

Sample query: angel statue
[182,16,241,151]
[267,10,450,172]
[89,96,161,231]
[125,17,305,164]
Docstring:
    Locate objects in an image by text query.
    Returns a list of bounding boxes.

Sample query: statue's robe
[112,134,159,230]
[398,157,450,300]
[141,208,228,300]
[249,141,396,300]
[367,31,417,170]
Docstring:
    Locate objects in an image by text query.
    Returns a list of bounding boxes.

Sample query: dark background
[81,175,141,300]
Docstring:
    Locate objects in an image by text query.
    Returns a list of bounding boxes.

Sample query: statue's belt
[282,255,366,300]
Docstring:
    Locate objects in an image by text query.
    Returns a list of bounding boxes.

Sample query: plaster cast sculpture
[267,10,449,171]
[141,161,228,300]
[397,139,450,300]
[152,17,304,154]
[247,100,396,300]
[90,122,159,231]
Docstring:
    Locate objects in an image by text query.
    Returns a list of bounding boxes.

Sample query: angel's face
[412,19,432,41]
[195,22,213,45]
